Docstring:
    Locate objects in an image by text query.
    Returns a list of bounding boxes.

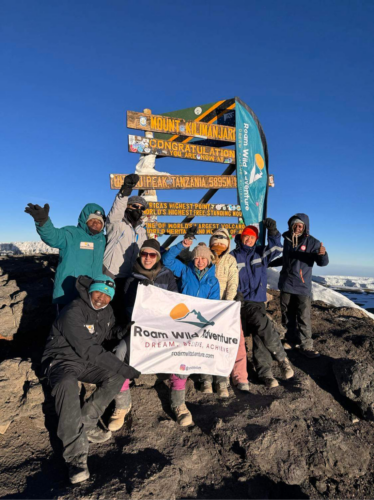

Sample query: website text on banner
[130,285,241,376]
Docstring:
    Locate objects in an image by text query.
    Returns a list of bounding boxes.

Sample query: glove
[184,224,198,240]
[125,365,141,380]
[263,218,278,236]
[235,291,245,304]
[141,280,152,287]
[25,203,50,226]
[119,173,140,197]
[117,321,135,340]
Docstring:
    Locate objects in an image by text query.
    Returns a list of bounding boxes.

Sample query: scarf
[133,259,162,283]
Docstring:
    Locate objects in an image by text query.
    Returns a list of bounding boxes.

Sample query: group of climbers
[25,174,328,484]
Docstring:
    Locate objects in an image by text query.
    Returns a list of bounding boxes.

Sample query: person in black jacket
[42,274,140,485]
[108,238,178,431]
[272,213,329,358]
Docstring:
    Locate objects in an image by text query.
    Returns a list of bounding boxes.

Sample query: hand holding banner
[129,285,241,376]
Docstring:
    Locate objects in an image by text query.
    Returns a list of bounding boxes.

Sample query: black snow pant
[241,301,286,378]
[280,292,313,349]
[48,360,125,463]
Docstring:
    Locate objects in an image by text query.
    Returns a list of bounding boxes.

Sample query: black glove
[124,365,141,380]
[235,291,245,304]
[119,174,140,197]
[117,321,135,340]
[184,224,198,240]
[141,279,152,287]
[263,218,278,236]
[24,203,50,226]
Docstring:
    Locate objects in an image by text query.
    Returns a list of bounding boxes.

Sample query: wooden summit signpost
[110,98,271,243]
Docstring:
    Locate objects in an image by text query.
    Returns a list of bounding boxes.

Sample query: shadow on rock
[288,350,362,417]
[0,255,58,364]
[189,474,308,499]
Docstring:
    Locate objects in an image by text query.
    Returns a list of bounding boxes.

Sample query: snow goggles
[140,251,158,258]
[92,280,116,289]
[213,235,226,239]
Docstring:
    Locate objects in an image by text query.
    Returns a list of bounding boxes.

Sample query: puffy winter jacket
[42,275,137,379]
[123,262,178,318]
[162,242,220,300]
[209,229,239,300]
[103,193,147,279]
[231,231,283,302]
[36,203,106,304]
[278,213,329,296]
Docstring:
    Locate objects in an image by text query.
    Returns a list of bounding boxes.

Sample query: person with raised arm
[231,219,294,388]
[162,232,220,426]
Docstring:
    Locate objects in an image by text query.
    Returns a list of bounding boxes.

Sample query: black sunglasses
[130,204,146,211]
[92,280,116,289]
[214,235,226,239]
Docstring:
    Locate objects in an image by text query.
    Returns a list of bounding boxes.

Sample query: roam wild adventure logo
[169,303,215,328]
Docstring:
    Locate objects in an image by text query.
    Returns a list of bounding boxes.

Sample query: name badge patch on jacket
[300,245,306,251]
[84,324,95,334]
[80,242,94,250]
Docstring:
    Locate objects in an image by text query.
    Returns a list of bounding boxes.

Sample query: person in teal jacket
[25,203,106,309]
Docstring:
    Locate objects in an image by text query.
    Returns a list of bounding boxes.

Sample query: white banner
[129,285,241,376]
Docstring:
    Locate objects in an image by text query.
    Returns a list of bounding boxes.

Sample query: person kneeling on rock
[162,237,220,426]
[42,274,140,485]
[108,238,178,432]
[231,220,294,388]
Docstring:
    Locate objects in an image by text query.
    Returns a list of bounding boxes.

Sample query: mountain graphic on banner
[169,303,215,328]
[176,309,215,328]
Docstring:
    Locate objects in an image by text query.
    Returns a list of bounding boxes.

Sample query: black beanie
[140,239,161,261]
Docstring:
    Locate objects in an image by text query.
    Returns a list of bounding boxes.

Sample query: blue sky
[1,0,374,276]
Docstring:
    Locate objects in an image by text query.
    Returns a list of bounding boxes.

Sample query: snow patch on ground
[0,242,58,255]
[313,275,374,291]
[267,269,374,320]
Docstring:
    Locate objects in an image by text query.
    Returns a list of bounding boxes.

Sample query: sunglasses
[140,251,158,259]
[130,204,146,211]
[92,280,116,289]
[214,235,226,239]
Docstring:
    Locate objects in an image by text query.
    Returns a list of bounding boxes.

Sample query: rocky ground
[1,255,374,499]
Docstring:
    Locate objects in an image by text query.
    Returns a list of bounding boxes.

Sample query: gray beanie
[128,195,148,210]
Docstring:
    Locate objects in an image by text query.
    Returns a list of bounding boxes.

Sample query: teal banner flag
[235,98,268,244]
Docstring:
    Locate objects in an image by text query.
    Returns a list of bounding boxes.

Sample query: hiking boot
[216,382,229,398]
[236,382,250,392]
[278,358,294,379]
[200,380,213,394]
[68,455,89,484]
[86,426,112,443]
[173,404,193,426]
[259,377,279,388]
[300,347,320,359]
[108,404,132,432]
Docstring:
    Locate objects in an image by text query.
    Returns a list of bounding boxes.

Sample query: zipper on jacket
[299,269,305,283]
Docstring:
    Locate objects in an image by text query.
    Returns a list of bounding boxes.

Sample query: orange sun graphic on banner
[170,303,190,320]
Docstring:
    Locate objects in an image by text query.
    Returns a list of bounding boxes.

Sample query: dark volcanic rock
[333,358,374,421]
[1,256,374,499]
[0,254,57,350]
